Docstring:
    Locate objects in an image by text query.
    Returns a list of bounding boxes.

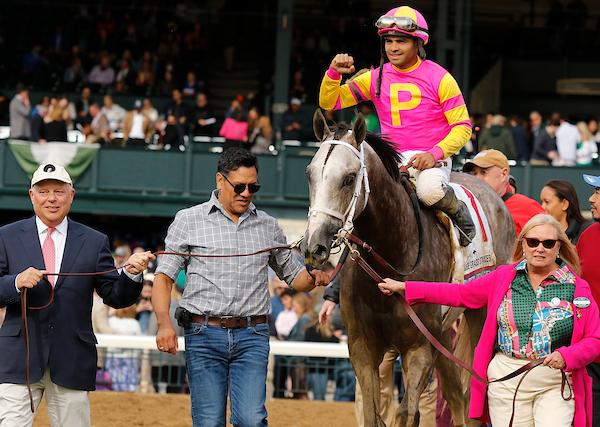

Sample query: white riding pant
[399,150,452,206]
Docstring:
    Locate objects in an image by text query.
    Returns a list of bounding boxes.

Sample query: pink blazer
[406,263,600,427]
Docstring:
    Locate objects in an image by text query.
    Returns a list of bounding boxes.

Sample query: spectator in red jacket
[463,149,543,235]
[576,173,600,427]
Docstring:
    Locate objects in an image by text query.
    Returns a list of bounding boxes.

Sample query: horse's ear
[353,113,367,146]
[313,109,331,141]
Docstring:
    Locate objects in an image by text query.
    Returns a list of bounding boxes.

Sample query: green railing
[0,140,597,219]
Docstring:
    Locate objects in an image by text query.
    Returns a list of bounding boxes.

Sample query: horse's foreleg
[350,338,386,427]
[435,348,468,427]
[397,345,433,427]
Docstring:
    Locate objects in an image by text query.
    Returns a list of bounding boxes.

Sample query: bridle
[304,138,571,426]
[307,138,423,277]
[308,140,370,238]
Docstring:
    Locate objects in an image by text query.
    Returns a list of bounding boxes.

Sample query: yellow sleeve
[435,72,472,157]
[319,69,372,111]
[436,125,472,158]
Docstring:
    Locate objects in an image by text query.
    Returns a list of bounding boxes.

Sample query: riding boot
[431,186,476,247]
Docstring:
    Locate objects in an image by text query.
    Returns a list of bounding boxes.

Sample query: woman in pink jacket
[379,213,600,426]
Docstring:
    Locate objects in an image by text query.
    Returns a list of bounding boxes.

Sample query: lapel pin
[573,297,591,309]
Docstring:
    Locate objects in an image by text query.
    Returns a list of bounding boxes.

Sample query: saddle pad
[448,183,496,282]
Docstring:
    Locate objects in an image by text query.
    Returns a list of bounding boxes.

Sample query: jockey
[319,6,475,246]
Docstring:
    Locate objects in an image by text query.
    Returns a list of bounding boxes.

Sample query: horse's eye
[342,175,356,187]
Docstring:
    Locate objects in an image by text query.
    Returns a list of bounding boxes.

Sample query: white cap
[31,164,72,187]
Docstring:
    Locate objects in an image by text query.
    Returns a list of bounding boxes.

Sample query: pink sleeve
[326,67,342,80]
[427,146,445,161]
[405,268,500,309]
[557,285,600,371]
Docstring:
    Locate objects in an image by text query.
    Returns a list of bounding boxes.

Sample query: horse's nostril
[314,244,328,259]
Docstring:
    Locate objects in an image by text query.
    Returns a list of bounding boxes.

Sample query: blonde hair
[576,121,593,141]
[512,213,580,274]
[292,292,312,316]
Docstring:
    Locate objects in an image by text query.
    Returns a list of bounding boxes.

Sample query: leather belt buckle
[219,316,235,328]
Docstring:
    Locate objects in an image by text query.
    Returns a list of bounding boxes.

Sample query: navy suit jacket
[0,217,142,390]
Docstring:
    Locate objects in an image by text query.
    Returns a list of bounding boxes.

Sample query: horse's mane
[330,123,402,181]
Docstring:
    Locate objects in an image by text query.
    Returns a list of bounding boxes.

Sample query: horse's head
[304,109,368,267]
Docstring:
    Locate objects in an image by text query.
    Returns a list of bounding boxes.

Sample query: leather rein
[19,244,297,413]
[305,141,571,425]
[336,231,572,426]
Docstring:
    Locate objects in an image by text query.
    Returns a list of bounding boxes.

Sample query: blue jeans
[333,359,356,401]
[308,371,328,400]
[185,322,270,427]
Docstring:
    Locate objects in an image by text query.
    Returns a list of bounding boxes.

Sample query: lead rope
[21,242,310,413]
[342,240,573,427]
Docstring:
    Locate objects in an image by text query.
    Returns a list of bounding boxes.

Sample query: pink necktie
[42,227,56,286]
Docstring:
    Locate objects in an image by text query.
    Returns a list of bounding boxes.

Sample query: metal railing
[96,334,355,400]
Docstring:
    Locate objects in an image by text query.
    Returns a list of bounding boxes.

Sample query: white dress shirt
[36,216,68,276]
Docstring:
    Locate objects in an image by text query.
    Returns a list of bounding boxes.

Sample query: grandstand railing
[96,334,355,400]
[0,136,597,219]
[97,333,349,357]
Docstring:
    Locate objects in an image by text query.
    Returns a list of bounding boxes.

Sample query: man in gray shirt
[153,148,329,427]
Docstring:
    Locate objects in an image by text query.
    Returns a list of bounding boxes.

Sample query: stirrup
[455,225,474,245]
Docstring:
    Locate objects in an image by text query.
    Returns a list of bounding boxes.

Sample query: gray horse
[303,110,515,427]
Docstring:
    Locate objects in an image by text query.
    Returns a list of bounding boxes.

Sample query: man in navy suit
[0,164,154,427]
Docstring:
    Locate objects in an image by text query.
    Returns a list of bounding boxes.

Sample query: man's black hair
[217,147,259,175]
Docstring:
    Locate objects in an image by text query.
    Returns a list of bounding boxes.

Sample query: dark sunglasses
[221,173,261,194]
[524,238,558,249]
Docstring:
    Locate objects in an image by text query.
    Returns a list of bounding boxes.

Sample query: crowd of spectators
[4,81,600,167]
[1,85,284,154]
[90,242,186,394]
[269,272,357,401]
[470,111,599,166]
[1,3,211,97]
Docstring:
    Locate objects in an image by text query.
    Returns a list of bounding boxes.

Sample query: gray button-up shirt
[156,191,304,316]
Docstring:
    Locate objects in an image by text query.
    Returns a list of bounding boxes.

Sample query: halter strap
[308,140,370,234]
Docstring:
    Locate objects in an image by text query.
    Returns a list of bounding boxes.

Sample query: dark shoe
[452,200,476,246]
[431,187,476,247]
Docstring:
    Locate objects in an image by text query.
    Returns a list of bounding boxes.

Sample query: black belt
[191,314,268,329]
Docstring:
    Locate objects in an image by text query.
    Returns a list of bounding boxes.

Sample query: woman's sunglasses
[221,173,261,194]
[524,238,558,249]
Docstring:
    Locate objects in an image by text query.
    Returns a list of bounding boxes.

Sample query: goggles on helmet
[375,16,428,34]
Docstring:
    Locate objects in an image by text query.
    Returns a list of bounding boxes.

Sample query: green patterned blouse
[496,260,575,359]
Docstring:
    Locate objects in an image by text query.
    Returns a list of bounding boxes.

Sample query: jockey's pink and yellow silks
[319,58,472,160]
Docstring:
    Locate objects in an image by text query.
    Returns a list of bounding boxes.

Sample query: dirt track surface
[33,392,357,426]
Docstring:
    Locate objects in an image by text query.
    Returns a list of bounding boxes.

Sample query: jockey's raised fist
[330,53,356,75]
